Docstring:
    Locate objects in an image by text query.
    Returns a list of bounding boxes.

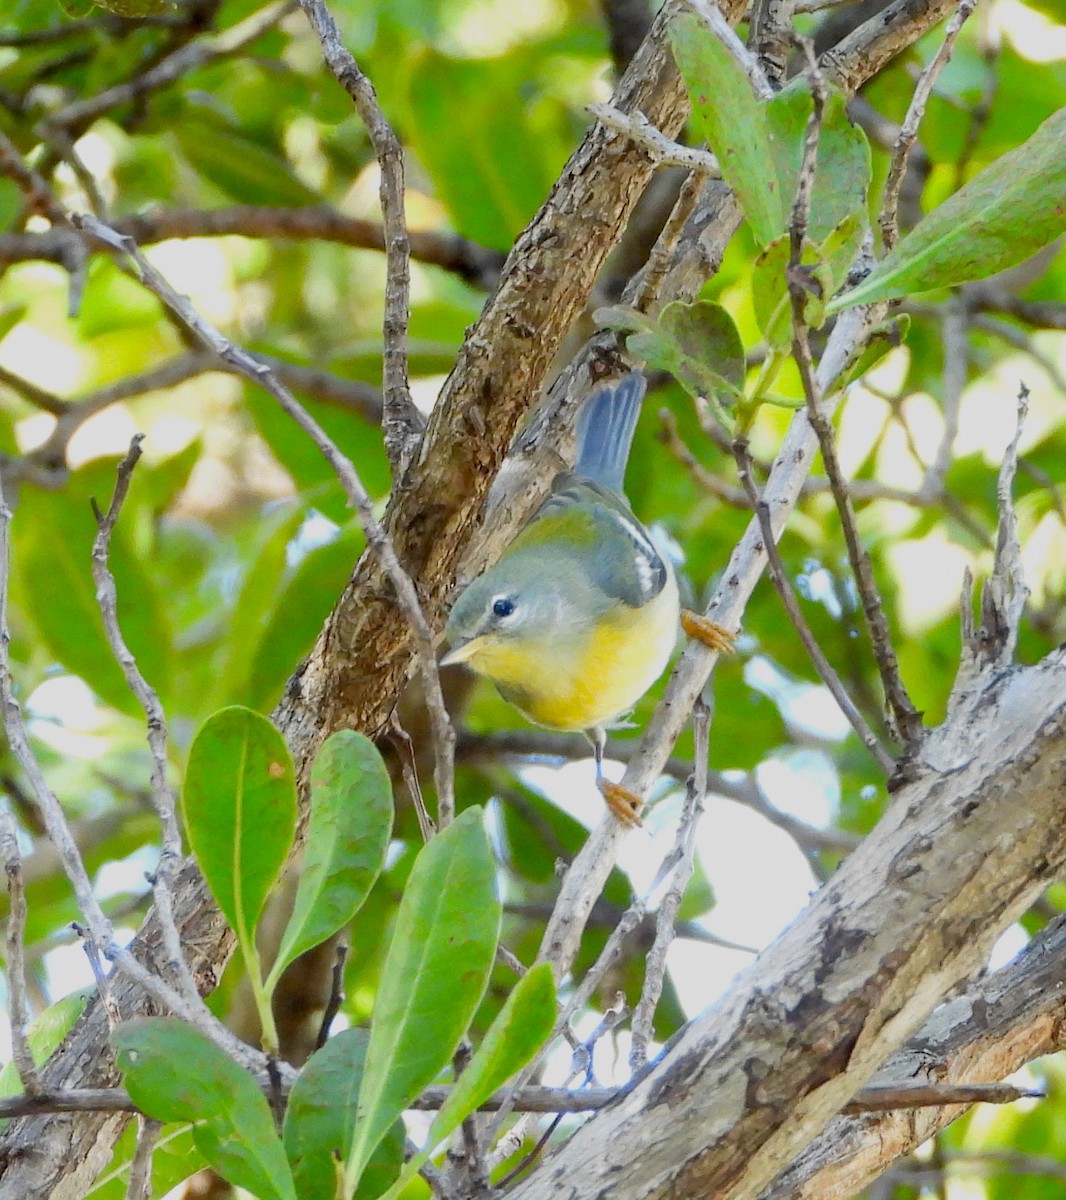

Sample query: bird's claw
[597,777,644,827]
[680,610,736,654]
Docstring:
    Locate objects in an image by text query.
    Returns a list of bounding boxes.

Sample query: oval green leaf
[765,80,870,246]
[830,105,1066,311]
[378,963,557,1200]
[627,300,745,412]
[182,706,296,959]
[669,11,782,246]
[342,806,500,1196]
[283,1029,404,1200]
[113,1018,296,1200]
[267,730,394,988]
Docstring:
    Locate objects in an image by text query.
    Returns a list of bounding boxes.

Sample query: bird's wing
[518,473,669,609]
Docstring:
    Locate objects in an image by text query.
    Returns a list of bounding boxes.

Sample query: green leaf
[267,731,394,989]
[214,502,306,707]
[830,104,1066,311]
[245,525,365,712]
[670,11,782,246]
[175,120,320,208]
[182,707,296,959]
[378,964,556,1200]
[764,81,871,245]
[343,806,500,1196]
[671,13,869,249]
[752,212,863,348]
[0,990,92,1130]
[283,1029,404,1200]
[11,464,172,716]
[113,1018,296,1200]
[627,300,745,411]
[408,52,566,251]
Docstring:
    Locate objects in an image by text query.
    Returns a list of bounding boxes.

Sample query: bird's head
[441,552,578,679]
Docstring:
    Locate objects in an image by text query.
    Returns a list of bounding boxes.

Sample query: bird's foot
[597,777,644,827]
[681,610,736,655]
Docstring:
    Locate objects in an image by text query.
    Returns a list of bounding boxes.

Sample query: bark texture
[0,1,1020,1198]
[505,648,1066,1200]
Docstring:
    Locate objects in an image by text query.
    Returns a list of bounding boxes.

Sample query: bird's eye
[492,597,516,619]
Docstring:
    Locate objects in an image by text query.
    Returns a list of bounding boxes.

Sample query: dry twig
[297,0,422,469]
[629,698,710,1070]
[733,439,896,773]
[0,805,39,1092]
[879,0,977,248]
[74,212,457,827]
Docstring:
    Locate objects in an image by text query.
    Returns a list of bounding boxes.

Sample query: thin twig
[977,384,1029,666]
[0,364,69,415]
[0,206,503,288]
[297,0,422,469]
[73,212,456,828]
[386,712,436,842]
[588,103,721,174]
[0,1078,1039,1121]
[681,0,775,99]
[785,42,924,753]
[840,1082,1045,1114]
[91,437,198,1005]
[35,124,108,218]
[315,942,349,1050]
[733,440,897,773]
[123,1116,161,1200]
[879,0,977,248]
[449,1042,490,1194]
[629,699,711,1071]
[0,804,40,1092]
[44,1,297,133]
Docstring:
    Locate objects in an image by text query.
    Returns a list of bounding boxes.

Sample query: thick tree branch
[766,911,1066,1197]
[0,1,994,1195]
[508,645,1066,1200]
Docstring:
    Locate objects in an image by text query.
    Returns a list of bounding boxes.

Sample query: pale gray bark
[506,646,1066,1200]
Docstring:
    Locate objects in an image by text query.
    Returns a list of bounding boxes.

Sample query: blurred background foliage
[1,0,1065,1195]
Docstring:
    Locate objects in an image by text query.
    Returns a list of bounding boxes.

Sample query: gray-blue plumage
[574,371,647,494]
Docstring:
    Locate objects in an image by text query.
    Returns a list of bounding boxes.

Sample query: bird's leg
[680,610,736,655]
[590,727,644,827]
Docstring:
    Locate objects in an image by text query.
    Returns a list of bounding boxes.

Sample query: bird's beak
[440,635,489,667]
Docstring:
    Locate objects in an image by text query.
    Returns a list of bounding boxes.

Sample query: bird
[441,371,734,824]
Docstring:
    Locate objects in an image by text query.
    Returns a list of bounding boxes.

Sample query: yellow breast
[464,577,680,732]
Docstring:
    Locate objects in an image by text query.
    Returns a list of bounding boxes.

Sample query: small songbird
[441,372,733,823]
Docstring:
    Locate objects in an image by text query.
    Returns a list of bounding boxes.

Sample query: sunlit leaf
[182,706,296,959]
[268,730,393,988]
[113,1018,296,1200]
[342,806,500,1195]
[831,105,1066,310]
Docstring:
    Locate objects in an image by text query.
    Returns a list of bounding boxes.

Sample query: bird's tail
[574,371,647,494]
